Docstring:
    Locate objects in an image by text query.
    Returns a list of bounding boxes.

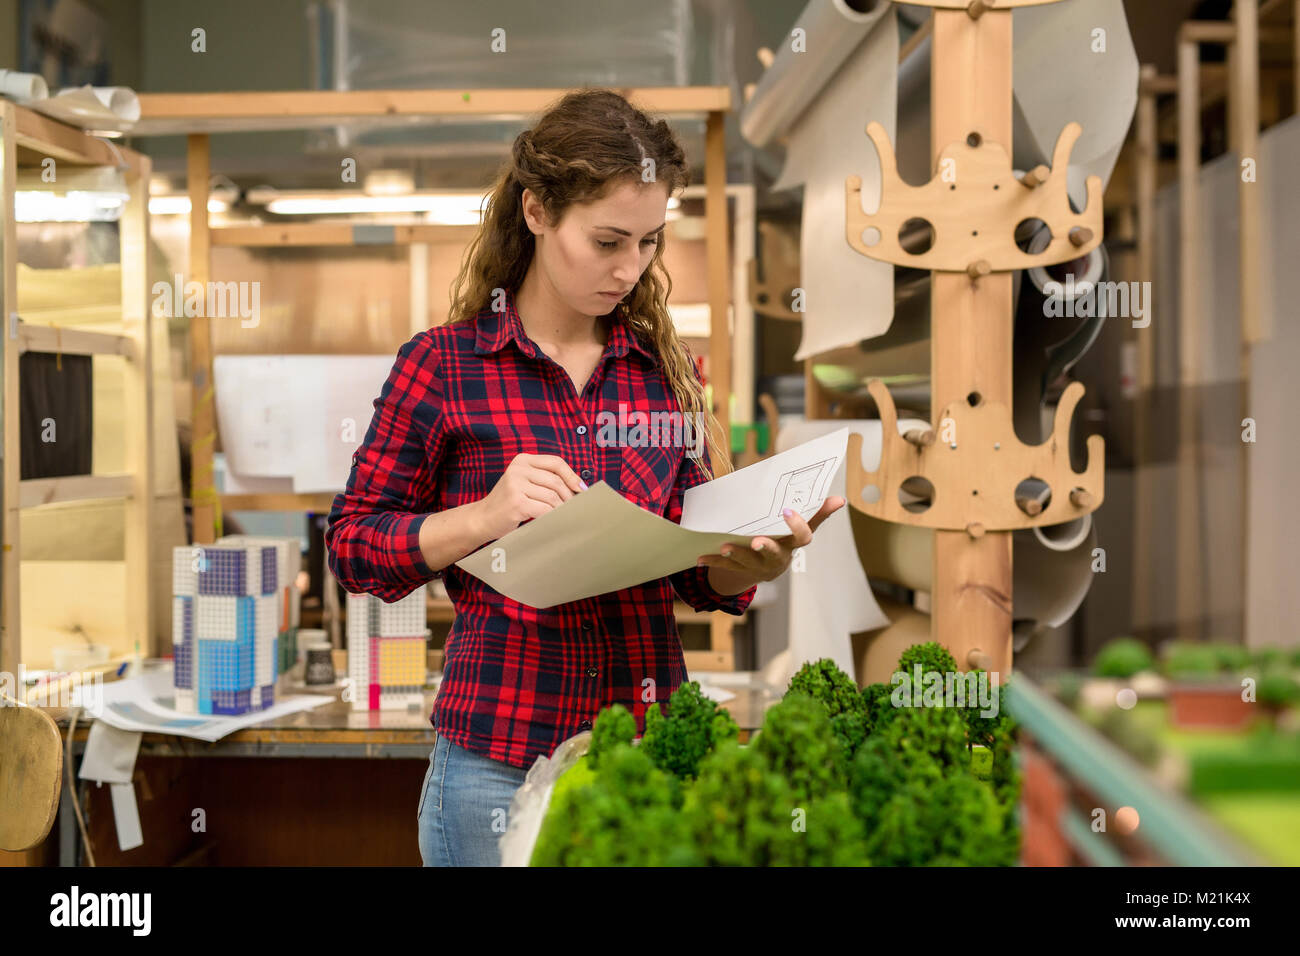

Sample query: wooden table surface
[50,670,781,747]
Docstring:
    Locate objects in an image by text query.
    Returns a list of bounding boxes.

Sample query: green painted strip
[1006,676,1259,866]
[1059,804,1125,867]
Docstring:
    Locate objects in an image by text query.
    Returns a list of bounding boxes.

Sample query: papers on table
[455,428,850,608]
[70,663,333,743]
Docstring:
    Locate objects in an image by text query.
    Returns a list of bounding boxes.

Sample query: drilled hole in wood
[1015,476,1051,515]
[1016,218,1051,253]
[899,476,934,514]
[899,218,934,255]
[861,226,881,247]
[860,483,881,505]
[967,131,982,148]
[967,391,982,407]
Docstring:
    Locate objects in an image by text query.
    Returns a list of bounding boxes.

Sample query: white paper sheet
[765,7,898,360]
[27,84,140,130]
[1011,0,1138,211]
[213,354,395,493]
[109,782,144,852]
[455,429,851,608]
[78,720,142,785]
[291,357,401,492]
[680,427,848,535]
[70,663,333,743]
[760,417,928,689]
[695,684,737,704]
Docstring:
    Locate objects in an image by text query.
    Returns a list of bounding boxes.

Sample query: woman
[325,89,844,866]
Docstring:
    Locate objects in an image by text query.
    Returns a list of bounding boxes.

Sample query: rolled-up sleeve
[665,358,756,616]
[325,331,447,603]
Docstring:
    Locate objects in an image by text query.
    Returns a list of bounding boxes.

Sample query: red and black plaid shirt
[325,287,755,769]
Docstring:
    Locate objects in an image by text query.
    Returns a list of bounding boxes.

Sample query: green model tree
[586,703,636,770]
[788,658,871,764]
[682,738,869,866]
[640,680,740,780]
[897,641,959,679]
[753,690,850,800]
[531,741,692,866]
[1093,637,1156,678]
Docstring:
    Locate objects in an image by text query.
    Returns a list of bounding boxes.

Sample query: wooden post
[121,157,157,655]
[705,108,735,668]
[929,8,1013,677]
[1,104,18,681]
[1176,33,1204,640]
[1234,0,1260,644]
[188,134,217,544]
[1132,64,1159,631]
[409,242,429,335]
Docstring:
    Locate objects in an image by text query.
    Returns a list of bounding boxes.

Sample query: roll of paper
[0,69,48,103]
[745,0,1138,362]
[28,84,141,130]
[740,0,899,361]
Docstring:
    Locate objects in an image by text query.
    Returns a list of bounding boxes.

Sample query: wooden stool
[0,695,64,852]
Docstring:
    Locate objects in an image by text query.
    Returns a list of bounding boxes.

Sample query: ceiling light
[246,188,486,223]
[15,167,128,222]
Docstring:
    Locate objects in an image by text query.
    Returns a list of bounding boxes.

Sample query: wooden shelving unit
[1,102,155,675]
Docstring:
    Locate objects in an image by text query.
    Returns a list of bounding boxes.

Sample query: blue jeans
[417,733,530,866]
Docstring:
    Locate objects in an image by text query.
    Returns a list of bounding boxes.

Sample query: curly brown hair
[445,87,729,480]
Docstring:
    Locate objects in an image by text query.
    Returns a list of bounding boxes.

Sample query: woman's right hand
[472,453,587,540]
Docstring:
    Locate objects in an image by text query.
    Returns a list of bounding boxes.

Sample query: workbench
[49,671,778,866]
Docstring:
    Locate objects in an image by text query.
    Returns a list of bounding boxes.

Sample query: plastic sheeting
[321,0,694,91]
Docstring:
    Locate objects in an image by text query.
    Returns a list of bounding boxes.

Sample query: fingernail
[579,480,588,490]
[752,540,764,551]
[782,508,793,517]
[721,549,731,557]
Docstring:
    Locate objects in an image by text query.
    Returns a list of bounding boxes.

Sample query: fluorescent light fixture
[246,188,487,223]
[148,194,234,215]
[15,166,129,222]
[15,190,127,221]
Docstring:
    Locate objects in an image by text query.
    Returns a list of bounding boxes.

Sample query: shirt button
[576,425,587,435]
[580,719,592,731]
[586,665,598,678]
[581,620,592,633]
[580,468,592,481]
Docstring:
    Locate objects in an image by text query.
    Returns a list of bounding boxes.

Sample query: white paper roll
[1011,0,1138,211]
[1032,513,1093,553]
[741,1,899,363]
[896,0,1138,208]
[28,84,141,130]
[739,0,892,150]
[0,69,48,103]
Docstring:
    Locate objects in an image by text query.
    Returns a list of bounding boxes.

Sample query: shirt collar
[473,286,659,367]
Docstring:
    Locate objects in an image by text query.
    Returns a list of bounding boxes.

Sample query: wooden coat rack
[843,0,1105,677]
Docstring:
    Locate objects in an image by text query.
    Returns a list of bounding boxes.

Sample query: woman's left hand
[695,496,846,584]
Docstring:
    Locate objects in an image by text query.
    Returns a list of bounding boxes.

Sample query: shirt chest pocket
[617,445,679,514]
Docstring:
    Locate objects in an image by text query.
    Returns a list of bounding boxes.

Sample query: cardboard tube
[0,70,48,102]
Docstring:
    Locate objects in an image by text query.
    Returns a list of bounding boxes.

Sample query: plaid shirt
[325,287,755,770]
